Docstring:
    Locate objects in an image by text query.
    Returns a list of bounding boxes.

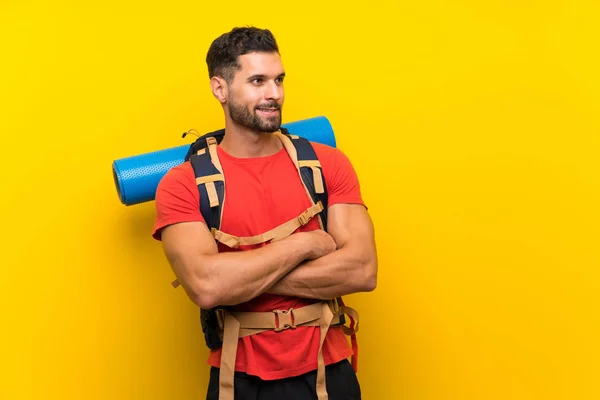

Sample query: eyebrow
[246,72,286,82]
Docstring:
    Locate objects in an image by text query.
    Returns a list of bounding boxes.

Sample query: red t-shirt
[152,140,365,380]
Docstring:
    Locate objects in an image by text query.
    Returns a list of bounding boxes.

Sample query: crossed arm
[266,204,377,299]
[160,203,377,309]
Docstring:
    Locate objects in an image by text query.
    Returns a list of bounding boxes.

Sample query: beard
[228,98,282,133]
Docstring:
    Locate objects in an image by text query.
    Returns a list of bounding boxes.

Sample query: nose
[264,80,283,102]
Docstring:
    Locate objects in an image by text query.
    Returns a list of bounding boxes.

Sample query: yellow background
[1,0,599,399]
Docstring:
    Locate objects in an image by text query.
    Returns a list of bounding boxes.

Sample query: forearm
[267,246,377,300]
[193,235,312,308]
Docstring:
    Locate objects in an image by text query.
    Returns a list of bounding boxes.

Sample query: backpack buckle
[273,308,296,332]
[215,308,226,329]
[297,212,310,226]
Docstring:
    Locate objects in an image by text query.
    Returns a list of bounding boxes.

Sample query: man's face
[226,52,285,133]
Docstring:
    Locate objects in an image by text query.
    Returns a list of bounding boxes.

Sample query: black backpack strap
[189,134,226,232]
[282,131,348,328]
[170,133,227,290]
[285,133,329,231]
[186,131,229,350]
[184,128,226,162]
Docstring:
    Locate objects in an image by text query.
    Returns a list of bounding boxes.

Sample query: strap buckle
[297,201,322,226]
[215,308,226,329]
[328,299,340,314]
[297,213,309,226]
[273,308,296,332]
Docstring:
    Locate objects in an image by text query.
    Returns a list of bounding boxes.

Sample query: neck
[219,118,283,158]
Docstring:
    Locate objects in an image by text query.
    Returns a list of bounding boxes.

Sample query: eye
[251,78,263,84]
[275,77,284,84]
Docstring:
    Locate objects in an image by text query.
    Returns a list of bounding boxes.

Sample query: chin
[258,118,282,133]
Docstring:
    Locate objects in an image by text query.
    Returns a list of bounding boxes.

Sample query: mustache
[255,103,281,110]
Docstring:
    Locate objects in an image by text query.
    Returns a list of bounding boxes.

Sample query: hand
[304,230,337,260]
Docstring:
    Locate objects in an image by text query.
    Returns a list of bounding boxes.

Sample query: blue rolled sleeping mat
[112,116,337,206]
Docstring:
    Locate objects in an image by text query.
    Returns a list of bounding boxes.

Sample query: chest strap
[216,300,359,400]
[211,201,324,249]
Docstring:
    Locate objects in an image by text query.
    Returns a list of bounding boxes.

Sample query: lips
[256,107,280,116]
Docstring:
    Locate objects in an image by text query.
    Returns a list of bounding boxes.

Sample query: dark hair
[206,26,280,83]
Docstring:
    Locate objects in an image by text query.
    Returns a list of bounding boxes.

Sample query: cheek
[232,88,262,107]
[248,90,264,104]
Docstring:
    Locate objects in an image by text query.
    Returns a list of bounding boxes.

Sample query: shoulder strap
[276,130,345,325]
[275,130,329,231]
[184,128,226,162]
[189,135,226,232]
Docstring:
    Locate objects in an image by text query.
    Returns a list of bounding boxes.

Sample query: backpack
[173,127,346,349]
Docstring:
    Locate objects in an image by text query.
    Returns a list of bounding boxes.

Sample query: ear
[210,76,228,104]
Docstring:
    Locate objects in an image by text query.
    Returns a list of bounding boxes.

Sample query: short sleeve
[313,143,366,209]
[152,162,205,240]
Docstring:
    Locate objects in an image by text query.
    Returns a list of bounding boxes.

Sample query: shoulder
[156,162,198,200]
[308,141,365,206]
[309,141,356,174]
[153,161,203,240]
[158,162,195,186]
[309,141,339,157]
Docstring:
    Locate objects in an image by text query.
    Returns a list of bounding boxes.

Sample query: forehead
[236,52,284,76]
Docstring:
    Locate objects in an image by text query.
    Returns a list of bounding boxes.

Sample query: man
[152,26,377,400]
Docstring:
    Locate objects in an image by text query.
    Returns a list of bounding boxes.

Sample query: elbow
[188,279,220,310]
[189,277,246,309]
[360,257,378,292]
[192,293,220,310]
[362,273,377,292]
[363,275,377,292]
